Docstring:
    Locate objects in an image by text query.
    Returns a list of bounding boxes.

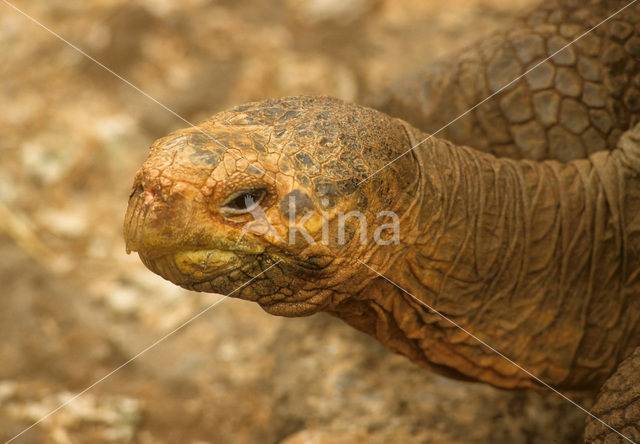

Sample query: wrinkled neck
[330,124,640,391]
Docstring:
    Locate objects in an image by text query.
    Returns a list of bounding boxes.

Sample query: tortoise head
[124,96,419,316]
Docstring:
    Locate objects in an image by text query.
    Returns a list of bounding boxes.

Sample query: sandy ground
[0,0,590,442]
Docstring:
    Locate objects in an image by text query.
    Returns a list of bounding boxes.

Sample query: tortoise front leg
[585,346,640,443]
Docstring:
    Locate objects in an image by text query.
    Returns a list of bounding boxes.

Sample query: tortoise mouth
[138,248,334,316]
[258,299,328,317]
[139,249,243,286]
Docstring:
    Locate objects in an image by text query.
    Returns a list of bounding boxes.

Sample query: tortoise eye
[220,188,266,215]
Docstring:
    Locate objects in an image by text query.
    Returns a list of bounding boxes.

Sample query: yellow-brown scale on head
[124,96,419,316]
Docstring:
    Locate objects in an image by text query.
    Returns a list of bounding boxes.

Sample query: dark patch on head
[280,189,316,219]
[278,110,301,122]
[252,106,282,122]
[338,148,359,164]
[338,134,361,152]
[189,146,220,167]
[353,161,368,176]
[253,140,266,153]
[205,131,233,147]
[278,157,292,173]
[189,133,212,147]
[323,159,349,179]
[313,180,340,210]
[294,121,310,133]
[337,178,358,195]
[319,137,334,147]
[293,152,320,175]
[338,150,368,177]
[362,145,380,161]
[296,173,310,188]
[315,137,340,161]
[313,120,338,138]
[247,164,264,176]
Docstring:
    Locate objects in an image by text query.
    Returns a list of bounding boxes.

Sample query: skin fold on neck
[329,121,640,392]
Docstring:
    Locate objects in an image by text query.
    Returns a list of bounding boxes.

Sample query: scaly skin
[373,0,640,161]
[585,346,640,442]
[124,97,419,316]
[124,1,640,442]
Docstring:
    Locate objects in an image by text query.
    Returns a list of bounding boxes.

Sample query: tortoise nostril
[143,189,155,205]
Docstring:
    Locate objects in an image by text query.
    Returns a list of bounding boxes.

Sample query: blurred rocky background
[0,0,589,442]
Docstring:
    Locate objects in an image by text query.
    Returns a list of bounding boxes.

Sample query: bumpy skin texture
[333,121,640,390]
[585,346,640,443]
[124,1,640,443]
[124,97,420,316]
[374,0,640,161]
